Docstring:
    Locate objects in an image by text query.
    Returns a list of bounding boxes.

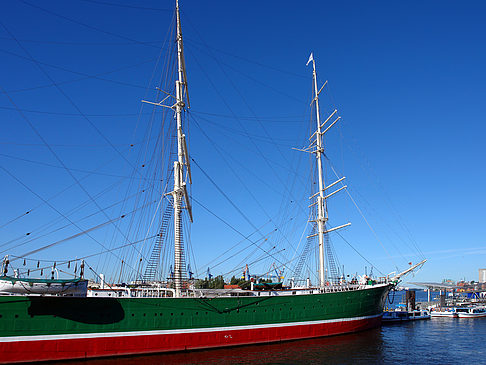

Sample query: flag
[306,52,314,66]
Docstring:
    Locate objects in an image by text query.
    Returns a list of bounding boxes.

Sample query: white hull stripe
[0,313,382,343]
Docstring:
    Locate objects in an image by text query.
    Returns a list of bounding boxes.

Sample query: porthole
[15,315,19,318]
[132,314,135,317]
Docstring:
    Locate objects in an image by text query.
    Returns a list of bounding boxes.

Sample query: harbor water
[64,290,486,365]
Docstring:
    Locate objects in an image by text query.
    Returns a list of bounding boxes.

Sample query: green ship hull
[0,283,392,363]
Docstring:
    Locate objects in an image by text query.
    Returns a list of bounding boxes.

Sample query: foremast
[307,54,349,288]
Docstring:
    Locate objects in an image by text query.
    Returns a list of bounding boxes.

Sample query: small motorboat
[408,309,431,320]
[456,307,486,318]
[382,309,430,323]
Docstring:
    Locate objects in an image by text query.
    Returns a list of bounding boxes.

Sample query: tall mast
[173,0,191,298]
[306,54,349,288]
[141,0,192,297]
[310,56,327,287]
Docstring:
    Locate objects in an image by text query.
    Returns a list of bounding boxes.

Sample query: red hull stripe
[0,315,382,363]
[0,314,381,343]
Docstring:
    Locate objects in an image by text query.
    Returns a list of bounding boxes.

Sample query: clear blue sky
[0,1,485,284]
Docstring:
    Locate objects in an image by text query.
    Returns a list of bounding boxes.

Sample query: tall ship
[0,1,424,363]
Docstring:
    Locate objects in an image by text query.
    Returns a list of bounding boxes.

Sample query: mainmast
[306,54,349,288]
[173,0,192,298]
[142,0,192,297]
[310,56,327,288]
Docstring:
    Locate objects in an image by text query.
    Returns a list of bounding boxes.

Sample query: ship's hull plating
[0,284,391,363]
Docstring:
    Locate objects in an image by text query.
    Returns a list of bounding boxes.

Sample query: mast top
[306,52,314,67]
[175,0,190,108]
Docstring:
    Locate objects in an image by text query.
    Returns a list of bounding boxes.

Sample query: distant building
[479,269,486,283]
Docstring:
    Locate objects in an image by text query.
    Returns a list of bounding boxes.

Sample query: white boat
[382,309,430,323]
[456,307,486,318]
[409,309,431,320]
[430,308,458,318]
[383,309,409,323]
